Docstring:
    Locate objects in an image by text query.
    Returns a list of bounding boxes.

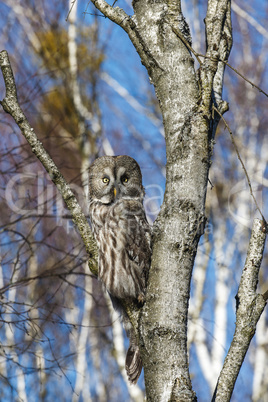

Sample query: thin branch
[172,26,267,225]
[171,25,202,64]
[66,0,77,21]
[206,56,268,98]
[263,290,268,302]
[92,0,267,102]
[213,105,267,225]
[90,0,164,72]
[48,338,76,394]
[212,218,267,401]
[0,267,93,296]
[90,0,129,25]
[0,50,98,275]
[171,24,268,98]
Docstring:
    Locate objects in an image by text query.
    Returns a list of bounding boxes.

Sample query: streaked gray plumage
[88,155,151,384]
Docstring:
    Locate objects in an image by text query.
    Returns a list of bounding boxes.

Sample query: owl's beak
[113,187,117,198]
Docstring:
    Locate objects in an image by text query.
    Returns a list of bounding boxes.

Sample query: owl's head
[88,155,145,204]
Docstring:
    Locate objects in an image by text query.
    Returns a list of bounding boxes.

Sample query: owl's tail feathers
[121,307,143,384]
[125,345,143,384]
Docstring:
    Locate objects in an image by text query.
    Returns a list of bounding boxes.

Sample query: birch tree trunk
[90,0,232,399]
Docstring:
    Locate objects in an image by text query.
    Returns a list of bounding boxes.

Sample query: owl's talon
[137,293,145,304]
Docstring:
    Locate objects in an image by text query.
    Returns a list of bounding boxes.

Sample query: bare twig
[0,262,93,296]
[0,50,98,275]
[207,56,268,98]
[66,0,77,21]
[263,289,268,302]
[173,16,268,229]
[171,24,268,98]
[213,105,267,226]
[171,25,202,64]
[90,0,164,72]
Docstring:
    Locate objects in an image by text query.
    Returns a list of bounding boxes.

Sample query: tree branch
[201,0,232,115]
[0,50,98,275]
[211,0,232,107]
[90,0,164,74]
[171,26,268,99]
[213,105,267,225]
[0,49,142,375]
[212,218,267,401]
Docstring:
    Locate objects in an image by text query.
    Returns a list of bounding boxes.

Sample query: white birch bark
[26,245,48,399]
[252,313,268,401]
[4,263,27,402]
[105,295,144,402]
[70,272,94,402]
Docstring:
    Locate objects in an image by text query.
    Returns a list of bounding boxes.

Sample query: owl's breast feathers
[89,198,151,302]
[88,155,150,384]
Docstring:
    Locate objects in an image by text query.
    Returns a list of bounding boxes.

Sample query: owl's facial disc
[88,155,144,205]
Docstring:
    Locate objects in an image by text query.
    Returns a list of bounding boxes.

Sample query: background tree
[0,0,267,401]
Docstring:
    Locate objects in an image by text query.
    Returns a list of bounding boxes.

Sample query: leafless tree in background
[0,0,267,401]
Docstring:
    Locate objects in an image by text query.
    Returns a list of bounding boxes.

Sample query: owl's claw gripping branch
[0,50,98,270]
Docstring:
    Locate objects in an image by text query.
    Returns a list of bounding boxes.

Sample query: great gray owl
[88,155,151,384]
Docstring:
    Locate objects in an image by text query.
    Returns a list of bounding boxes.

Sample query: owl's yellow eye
[102,177,109,184]
[122,177,128,183]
